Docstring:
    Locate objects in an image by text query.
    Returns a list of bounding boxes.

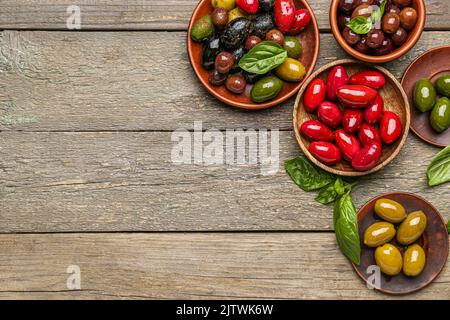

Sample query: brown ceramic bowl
[187,0,320,110]
[353,192,449,295]
[402,46,450,148]
[330,0,426,64]
[293,59,410,177]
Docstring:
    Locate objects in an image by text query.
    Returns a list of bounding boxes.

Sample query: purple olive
[391,27,407,46]
[354,36,370,53]
[366,29,385,48]
[373,37,394,55]
[342,27,361,46]
[338,14,351,30]
[209,69,227,86]
[339,0,357,14]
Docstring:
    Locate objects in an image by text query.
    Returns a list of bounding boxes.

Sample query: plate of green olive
[402,46,450,147]
[353,192,448,295]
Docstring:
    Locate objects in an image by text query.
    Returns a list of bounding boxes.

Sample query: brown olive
[355,36,370,53]
[245,36,262,51]
[351,4,373,19]
[373,37,393,55]
[385,3,400,15]
[209,69,227,86]
[338,14,351,30]
[392,0,411,8]
[382,13,400,34]
[266,29,285,46]
[342,27,361,46]
[339,0,357,14]
[226,74,247,94]
[366,29,384,48]
[354,0,373,6]
[211,7,229,27]
[400,7,418,31]
[391,27,407,46]
[215,51,235,74]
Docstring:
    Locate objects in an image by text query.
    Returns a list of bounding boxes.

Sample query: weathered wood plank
[0,233,448,299]
[0,31,448,132]
[0,131,448,232]
[0,0,447,31]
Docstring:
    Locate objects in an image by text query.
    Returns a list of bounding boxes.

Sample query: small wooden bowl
[330,0,426,64]
[187,0,320,110]
[353,192,449,295]
[401,46,450,148]
[293,59,410,177]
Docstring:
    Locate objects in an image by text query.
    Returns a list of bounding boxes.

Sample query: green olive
[430,97,450,133]
[374,198,407,223]
[364,221,396,247]
[283,36,302,59]
[375,243,403,276]
[190,15,214,42]
[250,76,283,103]
[414,79,436,112]
[397,210,427,245]
[274,58,306,82]
[436,74,450,97]
[403,244,426,277]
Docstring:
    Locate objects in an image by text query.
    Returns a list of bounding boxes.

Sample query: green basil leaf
[239,41,288,75]
[427,145,450,187]
[334,178,345,196]
[447,220,450,234]
[285,156,335,191]
[334,192,361,265]
[346,16,373,35]
[371,0,387,24]
[316,183,338,205]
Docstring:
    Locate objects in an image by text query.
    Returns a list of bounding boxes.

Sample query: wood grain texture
[0,233,448,299]
[0,0,448,31]
[0,131,448,232]
[0,31,448,132]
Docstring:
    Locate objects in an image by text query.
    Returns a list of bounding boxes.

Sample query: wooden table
[0,0,449,299]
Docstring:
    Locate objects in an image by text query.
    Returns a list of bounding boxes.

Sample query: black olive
[243,71,264,84]
[221,18,253,50]
[201,35,221,70]
[251,14,275,39]
[259,0,275,12]
[230,46,245,73]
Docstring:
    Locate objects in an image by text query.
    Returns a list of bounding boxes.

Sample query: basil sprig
[346,0,387,35]
[285,156,360,265]
[447,220,450,234]
[427,145,450,187]
[239,41,287,75]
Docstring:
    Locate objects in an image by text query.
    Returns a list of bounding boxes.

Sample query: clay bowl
[330,0,426,64]
[353,192,449,295]
[187,0,320,110]
[402,46,450,148]
[293,59,410,177]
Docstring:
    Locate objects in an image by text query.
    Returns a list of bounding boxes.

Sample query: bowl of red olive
[330,0,425,64]
[187,0,320,110]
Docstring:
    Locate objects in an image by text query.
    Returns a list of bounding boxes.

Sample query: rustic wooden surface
[0,0,449,299]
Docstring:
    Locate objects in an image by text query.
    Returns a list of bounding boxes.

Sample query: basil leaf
[346,16,373,35]
[239,41,288,75]
[371,0,387,24]
[316,184,338,205]
[334,192,361,265]
[427,145,450,187]
[285,156,335,191]
[447,220,450,234]
[334,178,345,196]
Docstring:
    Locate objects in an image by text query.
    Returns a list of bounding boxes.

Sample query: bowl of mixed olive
[402,46,450,147]
[187,0,320,109]
[330,0,425,64]
[353,192,448,294]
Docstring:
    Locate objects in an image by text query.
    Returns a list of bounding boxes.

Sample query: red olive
[326,66,349,101]
[385,4,401,15]
[318,101,342,128]
[343,109,363,133]
[289,9,311,35]
[366,29,385,49]
[335,129,361,161]
[391,27,408,46]
[364,94,384,124]
[209,69,228,86]
[354,36,370,54]
[225,74,247,94]
[215,52,235,74]
[308,142,342,166]
[236,0,259,14]
[354,0,373,6]
[300,120,334,142]
[342,27,361,46]
[336,85,378,108]
[392,0,411,8]
[349,70,386,89]
[266,29,285,46]
[351,4,373,19]
[303,78,326,113]
[211,7,229,27]
[245,36,262,51]
[351,142,382,171]
[399,7,417,31]
[373,37,394,56]
[382,13,400,34]
[358,124,381,146]
[380,111,402,144]
[274,0,296,33]
[339,0,357,14]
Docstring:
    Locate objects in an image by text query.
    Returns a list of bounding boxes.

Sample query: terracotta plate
[353,192,449,295]
[187,0,320,110]
[402,46,450,147]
